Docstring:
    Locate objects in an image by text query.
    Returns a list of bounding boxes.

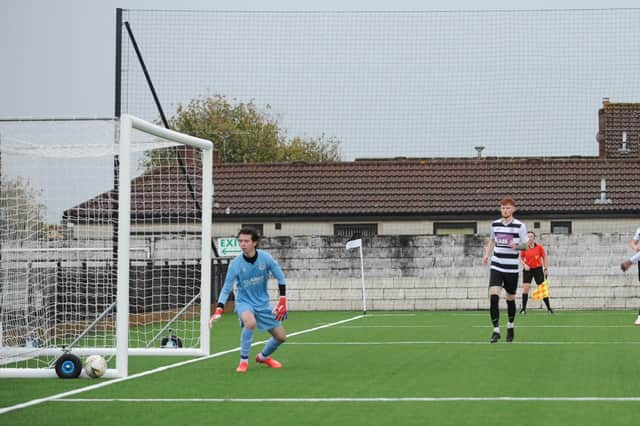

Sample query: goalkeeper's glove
[273,296,288,321]
[208,307,224,328]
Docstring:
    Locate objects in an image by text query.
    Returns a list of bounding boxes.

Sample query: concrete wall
[9,231,638,312]
[257,233,640,312]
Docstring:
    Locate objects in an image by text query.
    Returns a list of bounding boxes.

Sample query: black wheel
[160,335,183,348]
[55,353,82,379]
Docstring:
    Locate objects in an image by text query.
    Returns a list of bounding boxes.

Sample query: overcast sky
[2,0,640,223]
[2,0,640,117]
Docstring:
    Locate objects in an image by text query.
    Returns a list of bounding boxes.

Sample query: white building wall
[71,218,640,239]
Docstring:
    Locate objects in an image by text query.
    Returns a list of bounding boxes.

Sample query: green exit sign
[217,238,241,257]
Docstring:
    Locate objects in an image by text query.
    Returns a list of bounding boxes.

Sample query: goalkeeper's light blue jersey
[217,249,286,308]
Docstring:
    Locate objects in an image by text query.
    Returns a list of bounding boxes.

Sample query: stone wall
[7,233,637,312]
[258,233,640,311]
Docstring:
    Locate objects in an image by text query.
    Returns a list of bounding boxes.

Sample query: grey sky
[2,0,639,118]
[2,0,639,224]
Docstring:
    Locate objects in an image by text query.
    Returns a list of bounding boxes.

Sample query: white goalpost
[0,114,213,378]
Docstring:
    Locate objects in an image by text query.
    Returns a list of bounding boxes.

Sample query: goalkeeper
[519,231,553,314]
[209,227,288,373]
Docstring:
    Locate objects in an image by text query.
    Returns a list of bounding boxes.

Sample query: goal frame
[115,114,213,377]
[0,114,213,378]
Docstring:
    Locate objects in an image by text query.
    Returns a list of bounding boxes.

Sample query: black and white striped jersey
[489,218,528,274]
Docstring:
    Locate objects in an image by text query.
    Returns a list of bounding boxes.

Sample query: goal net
[0,114,213,378]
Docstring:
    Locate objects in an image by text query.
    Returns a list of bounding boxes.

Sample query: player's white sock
[493,327,500,333]
[507,322,514,329]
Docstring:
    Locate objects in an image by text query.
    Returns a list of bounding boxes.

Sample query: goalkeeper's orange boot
[622,260,633,272]
[256,354,282,368]
[236,361,249,373]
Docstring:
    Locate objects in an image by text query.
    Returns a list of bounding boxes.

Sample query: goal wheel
[161,335,183,348]
[55,354,82,379]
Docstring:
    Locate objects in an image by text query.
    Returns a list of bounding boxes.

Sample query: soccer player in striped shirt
[209,227,288,372]
[482,197,529,343]
[620,226,640,325]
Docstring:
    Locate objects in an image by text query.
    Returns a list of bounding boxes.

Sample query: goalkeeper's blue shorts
[235,302,280,332]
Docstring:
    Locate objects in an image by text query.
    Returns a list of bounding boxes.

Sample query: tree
[166,95,341,163]
[0,175,47,241]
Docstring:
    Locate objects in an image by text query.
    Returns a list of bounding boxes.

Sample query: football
[83,354,107,378]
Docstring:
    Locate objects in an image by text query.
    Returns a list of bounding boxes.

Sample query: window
[433,222,477,235]
[550,221,572,235]
[241,223,264,236]
[334,223,378,238]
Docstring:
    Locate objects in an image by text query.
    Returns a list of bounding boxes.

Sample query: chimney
[594,177,612,204]
[618,131,630,154]
[597,98,608,158]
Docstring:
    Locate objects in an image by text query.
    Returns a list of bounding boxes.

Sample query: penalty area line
[0,314,365,416]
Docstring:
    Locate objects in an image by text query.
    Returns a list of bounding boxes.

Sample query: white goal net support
[0,114,213,378]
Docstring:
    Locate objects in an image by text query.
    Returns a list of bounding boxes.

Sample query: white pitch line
[339,325,445,328]
[287,340,640,345]
[340,325,633,329]
[362,313,417,317]
[471,325,635,328]
[0,314,365,416]
[56,396,640,403]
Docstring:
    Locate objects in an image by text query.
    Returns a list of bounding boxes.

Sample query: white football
[83,355,107,378]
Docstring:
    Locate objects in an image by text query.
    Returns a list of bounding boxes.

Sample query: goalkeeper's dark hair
[238,226,260,242]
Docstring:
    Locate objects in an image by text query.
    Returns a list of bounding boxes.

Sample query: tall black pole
[122,21,218,257]
[113,8,123,298]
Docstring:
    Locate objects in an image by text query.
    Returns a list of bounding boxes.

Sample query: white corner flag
[345,238,362,250]
[346,239,366,314]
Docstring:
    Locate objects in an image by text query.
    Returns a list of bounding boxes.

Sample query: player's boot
[547,308,554,314]
[490,331,500,344]
[621,260,633,272]
[236,361,249,373]
[519,308,527,315]
[634,315,640,326]
[506,328,514,342]
[256,354,282,368]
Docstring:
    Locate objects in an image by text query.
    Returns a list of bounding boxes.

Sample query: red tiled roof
[65,100,640,223]
[66,156,640,223]
[211,158,640,218]
[66,157,640,223]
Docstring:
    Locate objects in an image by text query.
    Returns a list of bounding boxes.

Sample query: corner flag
[345,238,366,314]
[346,238,362,250]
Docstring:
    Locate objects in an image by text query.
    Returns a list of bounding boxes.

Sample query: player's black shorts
[522,266,545,285]
[489,268,519,295]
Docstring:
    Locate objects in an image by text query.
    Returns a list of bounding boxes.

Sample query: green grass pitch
[1,310,640,425]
